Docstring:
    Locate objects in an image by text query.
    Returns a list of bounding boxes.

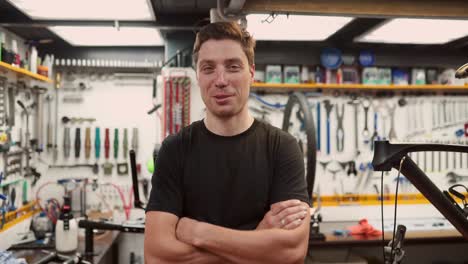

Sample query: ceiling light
[50,26,164,46]
[246,14,353,41]
[356,18,468,44]
[7,0,154,20]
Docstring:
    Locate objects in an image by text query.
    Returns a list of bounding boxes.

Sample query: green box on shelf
[284,66,300,84]
[266,65,282,83]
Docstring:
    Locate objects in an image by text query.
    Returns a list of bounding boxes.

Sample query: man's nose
[214,69,228,88]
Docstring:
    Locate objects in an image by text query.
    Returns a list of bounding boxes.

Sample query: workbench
[306,221,468,263]
[10,231,120,264]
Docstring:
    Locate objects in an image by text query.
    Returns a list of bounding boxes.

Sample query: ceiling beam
[326,18,386,45]
[445,36,468,49]
[243,0,468,18]
[0,20,198,31]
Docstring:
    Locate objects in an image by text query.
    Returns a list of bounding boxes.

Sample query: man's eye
[202,66,214,72]
[228,65,241,71]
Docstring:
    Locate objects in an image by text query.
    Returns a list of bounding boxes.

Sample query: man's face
[196,39,254,118]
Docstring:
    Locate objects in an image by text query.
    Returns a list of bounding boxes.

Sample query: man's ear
[250,64,255,83]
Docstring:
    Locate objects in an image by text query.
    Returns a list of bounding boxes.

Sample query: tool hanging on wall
[361,98,371,144]
[103,128,113,175]
[370,111,379,151]
[114,128,119,159]
[3,151,23,178]
[385,102,396,140]
[162,73,191,138]
[104,128,110,159]
[34,87,45,153]
[61,116,96,124]
[17,100,32,175]
[7,81,15,127]
[348,98,360,157]
[63,127,71,158]
[74,128,81,158]
[123,128,128,159]
[95,127,101,159]
[45,94,53,153]
[132,128,138,158]
[53,72,61,162]
[323,100,333,155]
[117,163,129,176]
[85,128,91,159]
[0,77,7,126]
[335,103,345,152]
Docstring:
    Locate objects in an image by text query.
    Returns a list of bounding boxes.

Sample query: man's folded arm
[144,211,228,264]
[177,202,311,264]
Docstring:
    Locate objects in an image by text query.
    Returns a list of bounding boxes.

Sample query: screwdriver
[104,128,110,159]
[9,188,16,211]
[132,128,138,157]
[114,128,119,159]
[63,127,71,158]
[95,127,101,159]
[123,128,128,159]
[85,127,91,159]
[74,128,81,158]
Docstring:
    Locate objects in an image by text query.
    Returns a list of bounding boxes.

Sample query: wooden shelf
[251,82,468,91]
[0,61,53,83]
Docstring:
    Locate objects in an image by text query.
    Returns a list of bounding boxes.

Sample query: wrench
[387,102,397,140]
[370,111,379,151]
[323,100,334,155]
[361,98,371,144]
[348,99,361,157]
[447,171,468,184]
[335,103,345,152]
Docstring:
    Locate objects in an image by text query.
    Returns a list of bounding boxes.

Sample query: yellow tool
[85,128,91,159]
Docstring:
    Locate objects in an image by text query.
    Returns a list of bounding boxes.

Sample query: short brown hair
[192,22,256,67]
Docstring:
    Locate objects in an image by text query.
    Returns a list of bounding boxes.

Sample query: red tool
[347,218,382,236]
[175,78,180,132]
[105,128,110,159]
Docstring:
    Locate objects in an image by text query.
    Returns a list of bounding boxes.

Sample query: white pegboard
[247,91,468,222]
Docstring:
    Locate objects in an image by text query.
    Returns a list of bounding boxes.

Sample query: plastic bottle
[301,65,309,83]
[30,46,38,74]
[55,196,78,253]
[11,39,20,66]
[315,66,322,83]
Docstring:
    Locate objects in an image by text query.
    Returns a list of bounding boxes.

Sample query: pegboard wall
[248,89,468,222]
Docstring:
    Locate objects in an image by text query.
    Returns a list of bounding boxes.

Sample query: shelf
[251,82,468,91]
[0,61,53,83]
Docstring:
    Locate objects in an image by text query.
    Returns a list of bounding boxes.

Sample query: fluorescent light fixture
[357,18,468,44]
[246,14,353,41]
[7,0,154,20]
[50,26,164,46]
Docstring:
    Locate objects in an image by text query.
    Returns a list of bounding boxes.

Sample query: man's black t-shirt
[146,119,309,230]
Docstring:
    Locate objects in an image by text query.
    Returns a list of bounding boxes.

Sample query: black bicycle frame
[372,140,468,239]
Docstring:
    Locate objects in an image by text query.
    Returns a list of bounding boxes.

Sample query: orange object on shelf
[37,65,48,77]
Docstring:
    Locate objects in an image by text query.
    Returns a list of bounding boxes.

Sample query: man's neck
[204,110,254,137]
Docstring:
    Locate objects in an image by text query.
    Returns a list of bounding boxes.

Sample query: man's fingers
[276,204,308,221]
[270,199,302,215]
[283,218,303,230]
[280,211,307,227]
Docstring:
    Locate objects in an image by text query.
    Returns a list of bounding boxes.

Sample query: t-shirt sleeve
[145,136,183,217]
[270,132,310,205]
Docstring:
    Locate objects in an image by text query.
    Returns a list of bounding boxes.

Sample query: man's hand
[176,217,200,245]
[257,199,310,230]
